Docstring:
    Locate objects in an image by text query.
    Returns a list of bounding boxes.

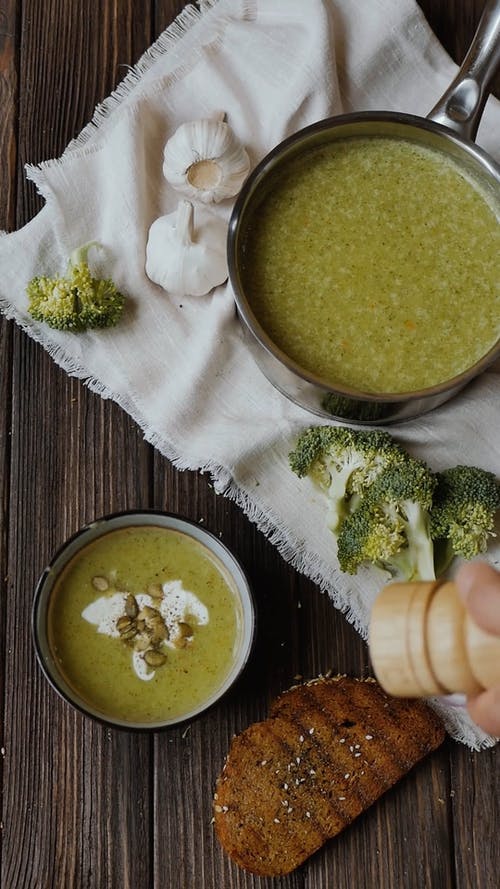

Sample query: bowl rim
[228,112,500,405]
[32,509,256,732]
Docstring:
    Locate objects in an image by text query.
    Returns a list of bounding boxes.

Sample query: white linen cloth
[1,0,499,748]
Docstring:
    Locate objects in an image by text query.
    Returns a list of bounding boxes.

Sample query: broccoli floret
[430,465,500,563]
[337,458,437,580]
[335,498,406,575]
[289,426,406,531]
[27,242,125,331]
[290,425,500,581]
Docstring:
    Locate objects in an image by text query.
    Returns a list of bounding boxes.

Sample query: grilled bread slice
[213,676,445,876]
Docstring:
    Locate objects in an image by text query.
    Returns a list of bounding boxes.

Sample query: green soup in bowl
[33,512,255,730]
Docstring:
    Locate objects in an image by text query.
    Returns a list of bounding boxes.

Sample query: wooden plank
[0,0,18,225]
[411,6,500,888]
[1,1,156,887]
[417,0,500,99]
[0,0,18,878]
[0,313,12,881]
[452,746,500,889]
[2,354,155,889]
[154,0,191,36]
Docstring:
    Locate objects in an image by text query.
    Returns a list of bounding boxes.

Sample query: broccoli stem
[325,457,360,531]
[69,241,101,269]
[403,501,436,581]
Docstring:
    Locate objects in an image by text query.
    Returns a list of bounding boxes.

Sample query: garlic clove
[163,116,250,204]
[145,200,229,297]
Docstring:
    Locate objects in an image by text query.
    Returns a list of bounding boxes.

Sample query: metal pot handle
[428,0,500,141]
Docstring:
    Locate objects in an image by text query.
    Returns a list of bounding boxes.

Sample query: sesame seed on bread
[213,675,445,876]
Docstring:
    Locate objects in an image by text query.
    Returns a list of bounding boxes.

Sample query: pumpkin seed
[150,625,169,646]
[173,621,193,649]
[116,615,133,633]
[142,605,160,620]
[178,622,193,638]
[92,576,109,592]
[122,626,138,641]
[144,649,167,667]
[147,582,163,599]
[125,594,139,619]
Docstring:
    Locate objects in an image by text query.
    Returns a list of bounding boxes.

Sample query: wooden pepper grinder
[369,580,500,698]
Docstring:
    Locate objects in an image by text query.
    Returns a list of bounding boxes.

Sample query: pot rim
[228,111,500,407]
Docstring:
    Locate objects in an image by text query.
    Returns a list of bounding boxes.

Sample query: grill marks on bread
[272,676,439,772]
[214,676,445,876]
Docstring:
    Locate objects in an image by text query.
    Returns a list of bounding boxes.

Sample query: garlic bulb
[162,115,250,204]
[145,200,228,296]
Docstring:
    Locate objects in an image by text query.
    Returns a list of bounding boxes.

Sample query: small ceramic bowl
[32,511,255,730]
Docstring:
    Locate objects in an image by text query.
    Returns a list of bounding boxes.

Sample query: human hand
[456,561,500,736]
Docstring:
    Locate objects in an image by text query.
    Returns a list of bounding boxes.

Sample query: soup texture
[47,526,241,724]
[241,137,499,393]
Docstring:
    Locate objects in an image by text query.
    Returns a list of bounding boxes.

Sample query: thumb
[467,687,500,738]
[455,561,500,635]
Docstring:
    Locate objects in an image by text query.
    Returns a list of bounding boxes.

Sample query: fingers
[454,562,500,735]
[467,687,500,737]
[455,561,500,635]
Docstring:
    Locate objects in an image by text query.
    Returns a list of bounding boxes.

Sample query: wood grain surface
[0,2,499,887]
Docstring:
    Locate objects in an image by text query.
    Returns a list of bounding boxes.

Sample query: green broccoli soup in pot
[241,137,500,394]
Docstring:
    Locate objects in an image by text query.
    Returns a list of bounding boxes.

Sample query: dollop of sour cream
[81,580,209,681]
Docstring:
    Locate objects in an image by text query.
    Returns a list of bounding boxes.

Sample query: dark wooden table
[1,2,499,887]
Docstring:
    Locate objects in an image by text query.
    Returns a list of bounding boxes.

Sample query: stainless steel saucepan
[228,0,500,425]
